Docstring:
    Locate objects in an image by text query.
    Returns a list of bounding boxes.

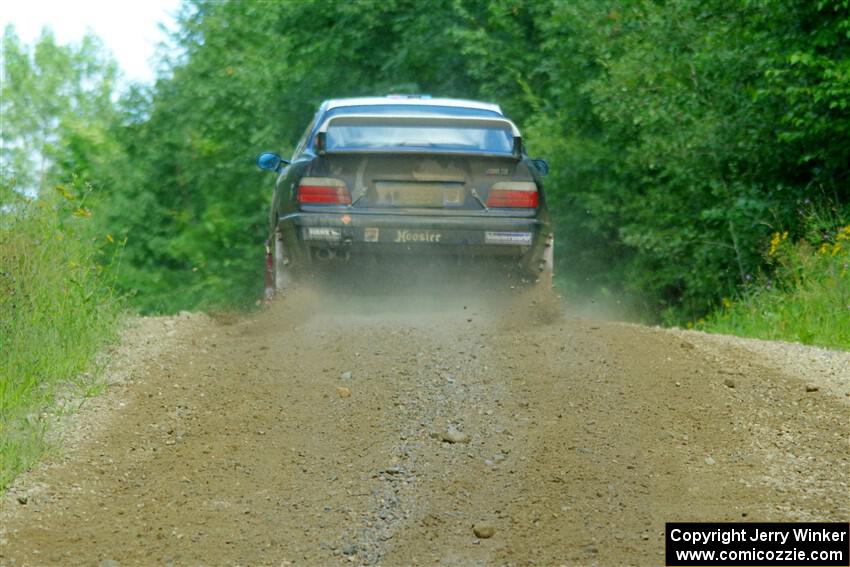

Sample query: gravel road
[2,271,848,566]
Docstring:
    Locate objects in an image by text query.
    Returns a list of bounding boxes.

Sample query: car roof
[323,96,503,115]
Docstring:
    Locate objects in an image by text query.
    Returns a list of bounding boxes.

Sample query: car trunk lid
[307,154,535,212]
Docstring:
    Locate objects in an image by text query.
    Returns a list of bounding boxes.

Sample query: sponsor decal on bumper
[484,231,533,245]
[303,227,341,241]
[364,227,380,242]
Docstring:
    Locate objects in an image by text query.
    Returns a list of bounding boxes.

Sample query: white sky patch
[1,0,180,86]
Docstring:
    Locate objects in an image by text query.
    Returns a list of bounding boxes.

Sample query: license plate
[374,182,464,208]
[304,227,341,241]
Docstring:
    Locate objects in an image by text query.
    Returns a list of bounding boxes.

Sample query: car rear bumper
[278,211,545,257]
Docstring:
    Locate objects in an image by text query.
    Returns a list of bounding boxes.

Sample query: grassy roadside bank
[0,181,123,490]
[700,211,850,351]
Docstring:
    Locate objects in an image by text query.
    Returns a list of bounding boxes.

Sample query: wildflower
[768,231,782,256]
[54,185,75,201]
[721,297,732,308]
[72,207,92,218]
[831,243,842,256]
[106,234,114,243]
[819,243,830,255]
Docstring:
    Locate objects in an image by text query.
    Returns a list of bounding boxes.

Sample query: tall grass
[701,207,850,351]
[0,178,123,490]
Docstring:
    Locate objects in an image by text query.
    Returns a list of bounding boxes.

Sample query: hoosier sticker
[394,230,443,243]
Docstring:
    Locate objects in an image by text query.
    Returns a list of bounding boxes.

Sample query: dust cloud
[268,257,564,329]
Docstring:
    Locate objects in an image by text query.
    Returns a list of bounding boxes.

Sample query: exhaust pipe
[315,248,336,261]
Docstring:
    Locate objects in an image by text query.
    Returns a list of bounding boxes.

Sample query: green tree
[1,25,118,194]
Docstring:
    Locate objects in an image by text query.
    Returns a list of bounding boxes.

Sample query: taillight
[297,177,351,205]
[486,181,539,208]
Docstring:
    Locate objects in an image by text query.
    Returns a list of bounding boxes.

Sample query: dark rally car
[256,95,553,297]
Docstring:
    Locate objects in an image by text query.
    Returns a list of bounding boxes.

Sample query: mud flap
[273,233,293,292]
[539,234,554,287]
[264,241,275,300]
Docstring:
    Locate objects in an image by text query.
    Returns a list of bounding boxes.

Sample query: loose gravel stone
[441,425,470,444]
[473,524,495,539]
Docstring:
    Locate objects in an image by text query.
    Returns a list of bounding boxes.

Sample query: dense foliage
[3,0,848,320]
[1,27,118,194]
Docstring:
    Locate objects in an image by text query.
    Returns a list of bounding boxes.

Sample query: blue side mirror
[532,158,550,176]
[256,152,287,172]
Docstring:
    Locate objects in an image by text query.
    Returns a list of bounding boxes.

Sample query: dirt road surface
[2,272,849,566]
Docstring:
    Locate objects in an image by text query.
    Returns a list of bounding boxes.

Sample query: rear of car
[258,97,553,295]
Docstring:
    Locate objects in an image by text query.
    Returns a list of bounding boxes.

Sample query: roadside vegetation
[0,180,123,489]
[1,30,124,489]
[701,207,850,350]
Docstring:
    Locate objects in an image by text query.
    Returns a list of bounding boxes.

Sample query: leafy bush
[0,179,123,489]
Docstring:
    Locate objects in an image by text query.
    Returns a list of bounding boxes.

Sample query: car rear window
[324,121,514,154]
[311,104,510,154]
